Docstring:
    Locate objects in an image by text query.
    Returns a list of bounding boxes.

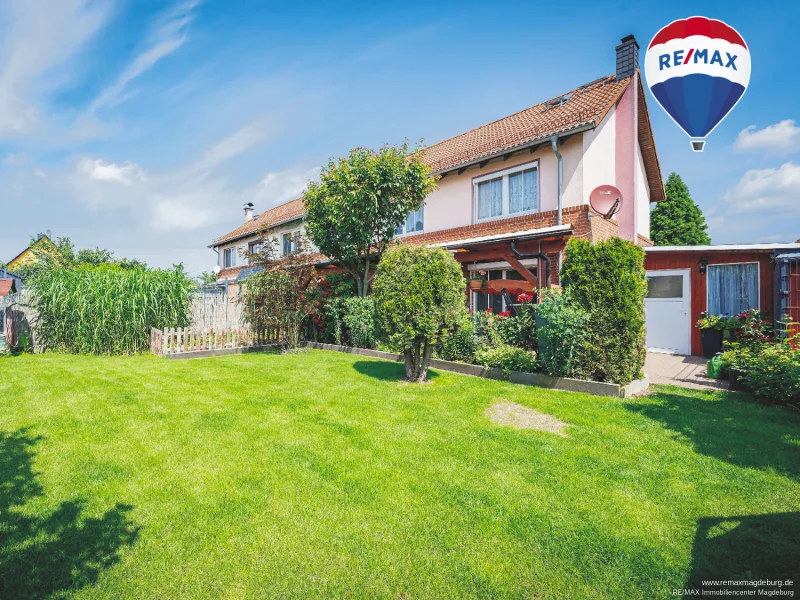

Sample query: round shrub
[559,237,647,385]
[373,245,466,382]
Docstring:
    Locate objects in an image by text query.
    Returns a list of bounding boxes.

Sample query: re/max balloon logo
[657,49,739,71]
[644,16,750,152]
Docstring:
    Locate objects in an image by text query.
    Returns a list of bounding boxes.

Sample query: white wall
[217,220,309,269]
[422,135,586,234]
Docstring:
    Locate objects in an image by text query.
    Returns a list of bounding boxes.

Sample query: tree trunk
[404,340,432,383]
[361,253,371,298]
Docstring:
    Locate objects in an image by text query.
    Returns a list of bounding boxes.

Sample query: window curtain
[509,169,538,214]
[478,178,503,219]
[707,263,759,316]
[523,168,538,211]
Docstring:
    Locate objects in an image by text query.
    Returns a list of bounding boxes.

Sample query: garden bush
[497,296,537,351]
[742,344,800,407]
[474,344,537,375]
[30,264,193,354]
[343,296,379,349]
[535,289,589,378]
[373,245,466,382]
[435,314,476,362]
[559,237,647,385]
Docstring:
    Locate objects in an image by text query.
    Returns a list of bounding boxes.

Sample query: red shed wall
[645,251,775,356]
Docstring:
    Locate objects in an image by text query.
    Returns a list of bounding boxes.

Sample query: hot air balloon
[644,17,750,151]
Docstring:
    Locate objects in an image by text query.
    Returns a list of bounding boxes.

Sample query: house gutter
[550,135,563,227]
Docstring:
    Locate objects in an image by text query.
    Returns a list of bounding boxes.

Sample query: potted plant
[468,270,487,292]
[696,312,723,358]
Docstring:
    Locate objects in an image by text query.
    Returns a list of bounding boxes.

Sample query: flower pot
[700,329,723,358]
[728,367,749,392]
[468,280,484,291]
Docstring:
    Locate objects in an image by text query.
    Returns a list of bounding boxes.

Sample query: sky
[0,0,798,275]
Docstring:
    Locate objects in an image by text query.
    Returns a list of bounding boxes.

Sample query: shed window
[707,263,759,316]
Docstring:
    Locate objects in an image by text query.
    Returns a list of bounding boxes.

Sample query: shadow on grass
[0,428,139,600]
[352,360,439,382]
[684,512,800,593]
[625,389,800,479]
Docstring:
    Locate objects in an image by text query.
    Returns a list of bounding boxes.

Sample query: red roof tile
[213,198,306,246]
[418,75,631,174]
[0,279,17,296]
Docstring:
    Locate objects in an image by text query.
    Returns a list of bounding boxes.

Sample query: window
[471,267,536,313]
[707,263,759,316]
[248,241,262,255]
[395,207,424,236]
[223,248,236,269]
[647,275,683,299]
[282,231,301,256]
[474,162,539,222]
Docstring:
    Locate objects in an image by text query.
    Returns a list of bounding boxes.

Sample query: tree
[303,143,437,297]
[650,173,711,246]
[16,237,146,281]
[373,245,466,382]
[196,271,218,286]
[243,234,320,349]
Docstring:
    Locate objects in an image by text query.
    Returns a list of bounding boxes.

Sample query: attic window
[544,93,573,110]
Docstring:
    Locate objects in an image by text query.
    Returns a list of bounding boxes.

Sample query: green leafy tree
[373,245,465,382]
[303,143,437,297]
[650,173,711,246]
[243,234,320,349]
[17,236,145,281]
[196,271,218,286]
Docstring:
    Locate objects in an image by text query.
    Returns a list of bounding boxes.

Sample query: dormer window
[474,161,539,222]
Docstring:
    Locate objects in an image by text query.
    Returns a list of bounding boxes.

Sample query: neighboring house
[6,231,54,274]
[211,34,664,296]
[644,244,800,356]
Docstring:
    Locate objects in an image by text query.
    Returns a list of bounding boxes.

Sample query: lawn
[0,351,798,599]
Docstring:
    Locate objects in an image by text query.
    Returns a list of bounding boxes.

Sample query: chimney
[243,202,254,222]
[616,34,639,80]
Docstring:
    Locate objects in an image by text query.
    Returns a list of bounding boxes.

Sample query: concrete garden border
[300,341,649,398]
[164,344,280,360]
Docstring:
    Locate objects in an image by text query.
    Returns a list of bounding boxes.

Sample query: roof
[426,224,572,250]
[0,280,17,297]
[418,75,630,174]
[212,198,306,246]
[645,243,800,252]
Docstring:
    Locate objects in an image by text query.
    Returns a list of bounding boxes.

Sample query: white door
[645,269,691,355]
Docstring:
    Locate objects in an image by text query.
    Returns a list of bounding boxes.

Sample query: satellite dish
[213,265,221,275]
[589,185,623,219]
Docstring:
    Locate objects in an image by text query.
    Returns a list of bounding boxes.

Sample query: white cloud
[77,157,146,185]
[720,161,800,214]
[191,119,273,175]
[0,0,111,137]
[734,120,800,155]
[33,169,46,178]
[255,165,320,205]
[151,191,220,232]
[89,0,202,112]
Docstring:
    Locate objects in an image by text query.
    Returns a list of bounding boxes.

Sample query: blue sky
[0,0,798,274]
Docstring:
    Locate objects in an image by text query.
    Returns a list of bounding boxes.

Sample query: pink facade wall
[614,76,638,240]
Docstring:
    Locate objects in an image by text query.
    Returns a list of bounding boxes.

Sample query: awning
[426,224,572,251]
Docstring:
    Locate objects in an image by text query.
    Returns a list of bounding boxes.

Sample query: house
[211,35,665,302]
[644,244,800,356]
[5,231,54,275]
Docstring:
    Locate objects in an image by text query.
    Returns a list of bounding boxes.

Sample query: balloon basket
[690,139,705,152]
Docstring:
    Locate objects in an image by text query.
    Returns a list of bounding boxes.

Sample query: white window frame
[223,248,236,269]
[473,160,540,223]
[395,206,424,237]
[706,261,760,314]
[468,261,538,313]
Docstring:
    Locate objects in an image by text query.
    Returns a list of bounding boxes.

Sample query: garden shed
[643,243,800,356]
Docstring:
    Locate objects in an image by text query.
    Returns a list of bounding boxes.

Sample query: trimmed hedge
[559,237,647,385]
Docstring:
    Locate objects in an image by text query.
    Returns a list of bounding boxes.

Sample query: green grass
[0,351,798,599]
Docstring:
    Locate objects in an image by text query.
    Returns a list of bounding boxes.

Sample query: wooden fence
[150,327,282,357]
